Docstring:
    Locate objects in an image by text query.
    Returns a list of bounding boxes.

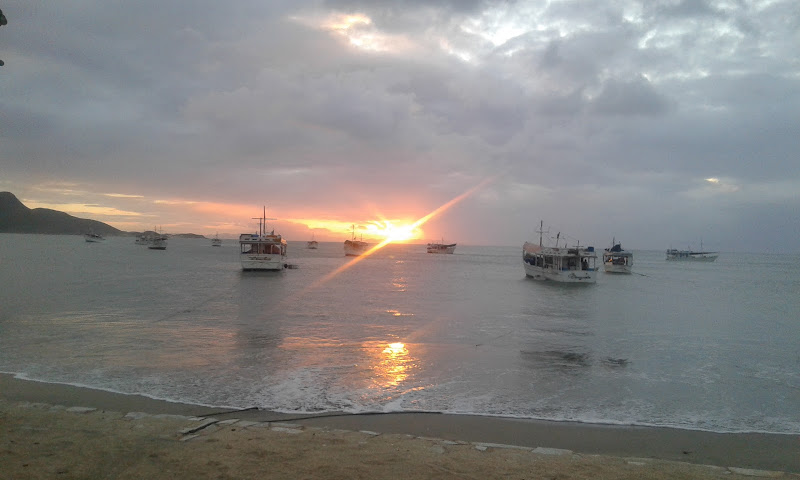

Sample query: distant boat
[135,234,149,245]
[343,225,369,256]
[602,239,633,274]
[239,207,286,271]
[211,233,222,247]
[84,230,105,243]
[148,228,167,250]
[426,239,456,254]
[522,221,597,283]
[666,240,718,262]
[307,234,318,249]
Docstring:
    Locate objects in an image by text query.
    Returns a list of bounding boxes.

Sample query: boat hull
[344,240,369,256]
[602,253,633,274]
[241,255,285,271]
[523,262,597,283]
[666,250,718,262]
[427,243,456,254]
[148,237,167,250]
[603,263,632,274]
[522,241,597,283]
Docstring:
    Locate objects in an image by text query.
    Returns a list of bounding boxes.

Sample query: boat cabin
[239,234,287,256]
[524,247,596,272]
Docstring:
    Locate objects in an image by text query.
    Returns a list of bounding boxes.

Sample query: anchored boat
[239,207,287,271]
[602,239,633,274]
[343,225,369,256]
[666,240,718,262]
[426,238,456,254]
[522,221,597,283]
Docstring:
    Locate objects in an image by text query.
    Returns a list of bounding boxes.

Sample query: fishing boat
[239,207,287,271]
[307,234,318,249]
[84,230,105,243]
[135,233,149,245]
[343,225,369,256]
[211,233,222,247]
[666,248,718,261]
[602,239,633,274]
[426,239,456,254]
[522,221,597,283]
[666,240,718,262]
[148,229,167,250]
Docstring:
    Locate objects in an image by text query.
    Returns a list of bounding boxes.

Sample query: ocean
[1,233,798,434]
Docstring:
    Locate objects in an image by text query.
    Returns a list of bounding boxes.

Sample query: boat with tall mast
[147,227,167,250]
[306,234,318,249]
[239,207,287,271]
[602,238,633,274]
[343,225,369,256]
[211,233,222,247]
[522,221,597,283]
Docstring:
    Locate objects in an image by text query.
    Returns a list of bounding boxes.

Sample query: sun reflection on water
[372,341,413,388]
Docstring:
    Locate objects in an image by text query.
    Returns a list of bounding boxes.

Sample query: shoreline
[2,373,798,476]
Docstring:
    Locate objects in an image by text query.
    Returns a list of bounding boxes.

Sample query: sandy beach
[2,373,798,479]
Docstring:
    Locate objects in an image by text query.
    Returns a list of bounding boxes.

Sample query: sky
[1,1,798,252]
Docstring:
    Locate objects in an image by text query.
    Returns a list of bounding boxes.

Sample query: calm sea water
[1,234,798,434]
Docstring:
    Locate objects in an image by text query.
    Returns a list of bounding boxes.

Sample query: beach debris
[179,418,220,435]
[359,430,380,436]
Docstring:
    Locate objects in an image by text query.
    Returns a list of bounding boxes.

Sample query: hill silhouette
[0,192,124,236]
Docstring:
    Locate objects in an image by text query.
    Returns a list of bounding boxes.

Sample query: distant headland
[0,192,205,238]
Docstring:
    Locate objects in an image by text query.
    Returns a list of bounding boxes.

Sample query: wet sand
[2,373,798,479]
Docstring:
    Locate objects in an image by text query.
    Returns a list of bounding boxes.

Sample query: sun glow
[364,220,421,243]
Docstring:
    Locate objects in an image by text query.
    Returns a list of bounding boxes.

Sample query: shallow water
[1,234,798,433]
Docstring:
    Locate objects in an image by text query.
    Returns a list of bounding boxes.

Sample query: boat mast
[537,220,544,247]
[252,206,276,237]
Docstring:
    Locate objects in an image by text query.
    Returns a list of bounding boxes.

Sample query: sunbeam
[271,175,498,310]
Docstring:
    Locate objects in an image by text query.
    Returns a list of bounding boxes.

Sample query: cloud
[1,0,798,251]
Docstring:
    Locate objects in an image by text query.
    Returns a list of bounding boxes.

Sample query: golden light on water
[374,342,410,387]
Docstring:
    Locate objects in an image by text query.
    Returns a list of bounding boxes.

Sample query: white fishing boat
[148,229,167,250]
[84,230,105,243]
[522,221,597,283]
[602,239,633,274]
[211,233,222,247]
[343,225,369,256]
[239,207,287,271]
[307,234,318,249]
[666,248,718,261]
[666,240,718,262]
[426,239,456,254]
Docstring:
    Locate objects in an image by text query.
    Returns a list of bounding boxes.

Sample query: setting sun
[365,220,421,243]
